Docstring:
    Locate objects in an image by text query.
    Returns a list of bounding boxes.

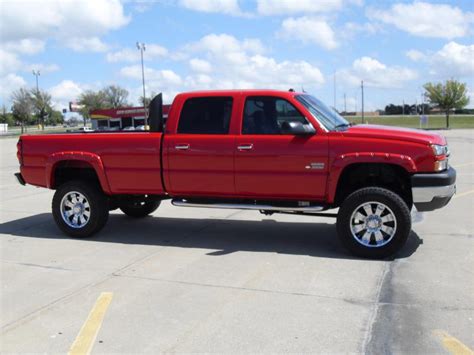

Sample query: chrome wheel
[60,191,91,229]
[350,201,397,248]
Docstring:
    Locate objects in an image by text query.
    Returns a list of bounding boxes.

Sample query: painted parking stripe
[453,189,474,199]
[452,162,474,168]
[434,330,473,355]
[68,292,113,355]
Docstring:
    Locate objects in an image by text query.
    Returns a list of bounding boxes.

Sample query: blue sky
[1,0,473,112]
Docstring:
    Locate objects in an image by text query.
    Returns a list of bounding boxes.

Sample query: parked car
[15,90,455,258]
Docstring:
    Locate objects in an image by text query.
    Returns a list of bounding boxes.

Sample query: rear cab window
[177,97,233,134]
[242,96,312,135]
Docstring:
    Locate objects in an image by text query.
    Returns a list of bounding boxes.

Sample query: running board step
[171,199,324,213]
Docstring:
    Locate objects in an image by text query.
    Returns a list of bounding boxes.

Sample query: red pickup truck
[15,90,456,258]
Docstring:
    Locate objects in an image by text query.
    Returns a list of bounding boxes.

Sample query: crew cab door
[234,96,328,200]
[164,96,235,196]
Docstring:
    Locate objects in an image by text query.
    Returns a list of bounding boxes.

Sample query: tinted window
[178,97,232,134]
[242,97,309,135]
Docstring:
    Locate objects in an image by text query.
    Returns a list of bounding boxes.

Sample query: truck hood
[342,124,446,145]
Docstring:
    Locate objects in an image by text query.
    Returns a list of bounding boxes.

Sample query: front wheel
[52,180,109,238]
[336,187,411,259]
[119,197,160,218]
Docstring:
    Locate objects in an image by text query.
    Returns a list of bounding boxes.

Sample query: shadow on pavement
[0,213,423,260]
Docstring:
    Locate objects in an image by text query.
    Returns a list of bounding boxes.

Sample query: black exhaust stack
[148,93,163,132]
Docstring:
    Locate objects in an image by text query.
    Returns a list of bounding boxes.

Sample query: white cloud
[186,33,265,56]
[0,0,129,50]
[179,0,244,16]
[0,74,27,101]
[0,49,21,76]
[120,66,183,86]
[339,56,418,88]
[342,22,380,38]
[120,33,325,101]
[367,2,473,39]
[25,63,61,74]
[2,39,45,55]
[106,44,168,62]
[430,42,474,78]
[277,17,338,50]
[189,58,212,73]
[65,37,110,53]
[49,80,88,109]
[405,42,474,79]
[257,0,344,15]
[406,49,425,62]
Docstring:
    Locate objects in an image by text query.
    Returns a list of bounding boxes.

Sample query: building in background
[90,105,170,130]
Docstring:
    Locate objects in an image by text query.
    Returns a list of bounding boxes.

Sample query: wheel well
[334,163,412,208]
[52,160,101,189]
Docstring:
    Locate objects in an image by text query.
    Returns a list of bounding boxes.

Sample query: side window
[242,97,309,135]
[178,97,233,134]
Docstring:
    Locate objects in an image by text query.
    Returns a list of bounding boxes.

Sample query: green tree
[139,91,156,108]
[0,105,15,126]
[423,80,470,128]
[11,88,33,133]
[46,110,64,126]
[31,88,53,130]
[103,85,129,108]
[77,90,107,126]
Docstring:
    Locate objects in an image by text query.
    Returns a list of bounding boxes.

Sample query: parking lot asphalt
[1,130,473,354]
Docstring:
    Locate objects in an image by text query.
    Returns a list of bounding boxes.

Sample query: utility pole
[421,93,425,115]
[361,80,364,124]
[136,42,147,126]
[402,99,405,117]
[32,70,41,129]
[32,70,40,93]
[344,93,347,114]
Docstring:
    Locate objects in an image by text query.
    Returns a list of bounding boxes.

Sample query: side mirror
[281,121,315,135]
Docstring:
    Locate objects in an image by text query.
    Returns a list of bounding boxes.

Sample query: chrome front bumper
[412,184,456,203]
[411,167,456,211]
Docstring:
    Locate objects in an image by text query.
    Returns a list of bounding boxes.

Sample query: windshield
[295,94,349,131]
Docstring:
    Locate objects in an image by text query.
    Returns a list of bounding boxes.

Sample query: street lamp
[32,69,40,94]
[32,70,41,128]
[136,42,147,126]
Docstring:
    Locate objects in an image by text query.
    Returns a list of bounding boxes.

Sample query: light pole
[136,42,147,126]
[32,69,40,93]
[32,70,41,128]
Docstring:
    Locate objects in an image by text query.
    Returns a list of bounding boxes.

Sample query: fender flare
[46,151,112,194]
[326,152,416,203]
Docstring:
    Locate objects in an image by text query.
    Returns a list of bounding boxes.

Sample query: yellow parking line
[453,162,474,168]
[68,292,113,355]
[454,189,474,199]
[434,330,474,355]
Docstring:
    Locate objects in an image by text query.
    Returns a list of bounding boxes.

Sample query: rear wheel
[52,180,109,237]
[336,187,411,259]
[119,197,160,218]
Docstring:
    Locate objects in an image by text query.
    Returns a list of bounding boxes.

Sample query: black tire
[52,180,109,238]
[119,198,160,218]
[336,187,411,259]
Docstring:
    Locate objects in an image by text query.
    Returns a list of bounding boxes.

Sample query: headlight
[432,144,448,156]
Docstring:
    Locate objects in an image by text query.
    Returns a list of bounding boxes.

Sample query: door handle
[237,144,253,151]
[175,144,190,150]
